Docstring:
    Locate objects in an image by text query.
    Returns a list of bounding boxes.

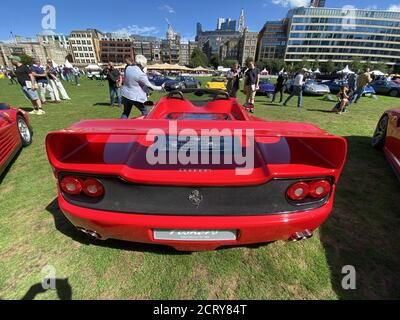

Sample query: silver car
[286,79,331,96]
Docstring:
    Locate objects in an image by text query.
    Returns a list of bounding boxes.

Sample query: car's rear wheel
[371,115,388,149]
[17,116,32,147]
[388,89,399,97]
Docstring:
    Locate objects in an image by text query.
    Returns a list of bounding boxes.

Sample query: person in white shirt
[121,55,164,119]
[283,68,307,108]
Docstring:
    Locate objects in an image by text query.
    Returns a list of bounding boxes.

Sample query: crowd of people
[2,53,379,118]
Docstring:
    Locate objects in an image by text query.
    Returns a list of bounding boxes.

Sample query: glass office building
[285,7,400,67]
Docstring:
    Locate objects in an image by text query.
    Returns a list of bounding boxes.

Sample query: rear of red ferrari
[46,119,347,251]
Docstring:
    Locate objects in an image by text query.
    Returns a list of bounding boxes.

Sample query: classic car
[175,76,202,89]
[149,76,174,86]
[324,80,376,95]
[286,79,331,96]
[206,78,227,90]
[46,89,347,251]
[256,78,275,97]
[370,80,400,97]
[372,109,400,179]
[0,103,33,177]
[163,79,185,92]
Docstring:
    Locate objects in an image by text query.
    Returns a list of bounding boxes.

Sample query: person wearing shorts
[9,55,45,115]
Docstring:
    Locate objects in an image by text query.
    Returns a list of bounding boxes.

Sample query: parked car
[372,109,400,179]
[175,76,201,89]
[46,88,347,251]
[285,79,330,96]
[324,80,376,95]
[149,76,174,86]
[206,78,227,90]
[0,103,33,177]
[256,78,275,97]
[370,80,400,97]
[163,79,185,91]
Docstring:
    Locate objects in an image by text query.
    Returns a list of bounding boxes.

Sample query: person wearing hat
[9,55,45,115]
[283,68,307,108]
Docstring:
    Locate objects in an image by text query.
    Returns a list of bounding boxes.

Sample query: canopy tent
[313,68,321,74]
[260,68,269,75]
[371,70,384,76]
[192,66,211,73]
[65,60,74,69]
[337,65,354,74]
[84,64,102,71]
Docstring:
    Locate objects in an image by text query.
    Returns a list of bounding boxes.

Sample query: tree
[17,53,33,66]
[222,59,237,68]
[320,60,335,74]
[374,62,388,74]
[209,54,221,69]
[189,48,209,68]
[350,57,363,73]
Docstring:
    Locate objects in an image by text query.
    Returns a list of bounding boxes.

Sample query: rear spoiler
[46,119,347,186]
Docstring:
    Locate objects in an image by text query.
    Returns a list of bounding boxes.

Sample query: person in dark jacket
[105,62,122,108]
[271,70,288,103]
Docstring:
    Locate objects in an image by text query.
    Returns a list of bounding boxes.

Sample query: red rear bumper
[58,193,334,251]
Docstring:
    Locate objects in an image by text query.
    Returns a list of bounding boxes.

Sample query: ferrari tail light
[309,180,331,199]
[60,176,104,198]
[61,177,83,195]
[287,179,333,202]
[83,179,104,198]
[287,182,310,201]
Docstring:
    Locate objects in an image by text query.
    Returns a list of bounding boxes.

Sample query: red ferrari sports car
[0,102,33,178]
[46,89,347,251]
[372,108,400,179]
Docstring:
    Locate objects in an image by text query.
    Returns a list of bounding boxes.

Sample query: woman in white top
[121,55,164,119]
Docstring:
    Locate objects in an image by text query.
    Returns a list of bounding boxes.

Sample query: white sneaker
[29,110,39,115]
[37,109,46,115]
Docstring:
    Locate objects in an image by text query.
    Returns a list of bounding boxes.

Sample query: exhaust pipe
[77,227,102,240]
[290,230,313,242]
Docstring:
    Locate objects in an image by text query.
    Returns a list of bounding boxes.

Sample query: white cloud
[365,5,378,10]
[388,4,400,11]
[158,4,176,14]
[181,34,195,43]
[271,0,308,7]
[112,25,160,36]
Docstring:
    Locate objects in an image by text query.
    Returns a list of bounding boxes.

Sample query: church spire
[238,8,245,33]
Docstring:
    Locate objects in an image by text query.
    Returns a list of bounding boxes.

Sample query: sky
[1,0,400,42]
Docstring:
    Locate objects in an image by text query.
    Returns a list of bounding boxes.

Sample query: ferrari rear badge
[188,190,203,207]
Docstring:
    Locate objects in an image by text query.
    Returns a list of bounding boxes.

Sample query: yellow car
[206,78,227,90]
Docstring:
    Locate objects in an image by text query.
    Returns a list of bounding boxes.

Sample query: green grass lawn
[0,77,399,300]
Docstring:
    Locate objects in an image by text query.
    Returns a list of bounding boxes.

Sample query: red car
[372,109,400,179]
[0,103,33,177]
[46,89,347,251]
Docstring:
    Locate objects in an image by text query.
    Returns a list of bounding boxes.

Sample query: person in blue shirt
[121,55,165,119]
[31,58,58,104]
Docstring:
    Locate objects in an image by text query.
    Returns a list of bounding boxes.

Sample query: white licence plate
[153,229,237,242]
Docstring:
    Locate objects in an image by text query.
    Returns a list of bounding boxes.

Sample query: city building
[310,0,326,7]
[256,20,288,61]
[239,29,258,65]
[0,36,73,67]
[219,38,241,62]
[284,7,400,67]
[99,33,134,64]
[196,9,246,59]
[217,18,237,31]
[162,23,181,64]
[69,29,103,65]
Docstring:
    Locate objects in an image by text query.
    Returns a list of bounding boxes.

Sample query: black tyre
[17,116,32,147]
[388,89,399,97]
[371,115,388,149]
